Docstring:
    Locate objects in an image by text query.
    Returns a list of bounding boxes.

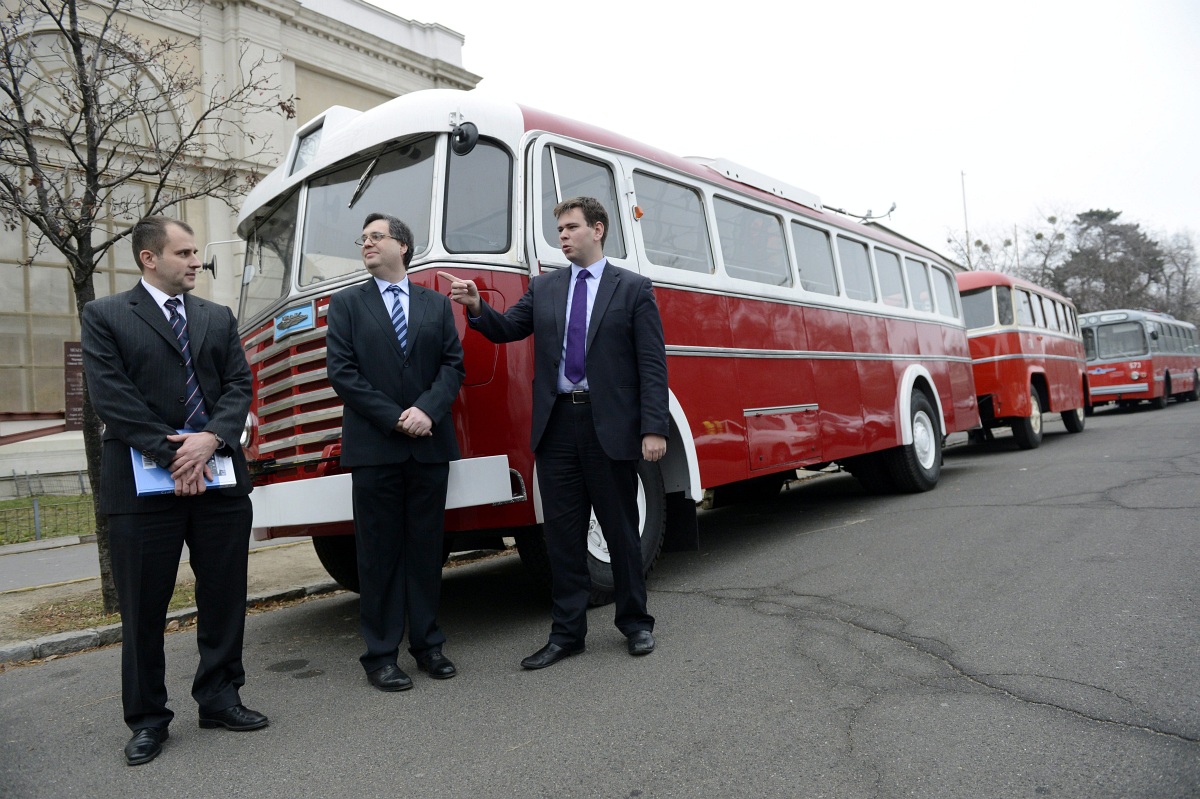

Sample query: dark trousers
[537,399,654,646]
[108,491,252,731]
[351,460,450,673]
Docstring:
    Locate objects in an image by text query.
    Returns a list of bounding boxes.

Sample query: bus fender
[897,365,946,445]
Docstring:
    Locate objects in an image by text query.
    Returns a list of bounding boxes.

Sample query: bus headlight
[240,412,258,448]
[1130,370,1141,380]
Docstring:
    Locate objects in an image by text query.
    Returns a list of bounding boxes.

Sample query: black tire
[1061,406,1085,434]
[513,460,667,607]
[1188,371,1200,402]
[1153,376,1170,409]
[844,452,898,494]
[885,391,942,493]
[311,535,360,593]
[587,460,667,606]
[1012,386,1044,450]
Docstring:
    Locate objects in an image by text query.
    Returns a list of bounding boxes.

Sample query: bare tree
[1157,231,1198,324]
[0,0,295,612]
[1017,212,1071,290]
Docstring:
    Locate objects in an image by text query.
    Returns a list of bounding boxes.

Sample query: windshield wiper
[347,155,380,209]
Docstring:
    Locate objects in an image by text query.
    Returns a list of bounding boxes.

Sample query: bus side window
[835,237,875,301]
[631,171,714,273]
[714,197,791,286]
[996,286,1014,325]
[930,266,958,318]
[791,222,838,295]
[1043,297,1060,331]
[1015,290,1035,326]
[905,258,933,312]
[1030,293,1046,328]
[540,147,627,259]
[874,249,907,308]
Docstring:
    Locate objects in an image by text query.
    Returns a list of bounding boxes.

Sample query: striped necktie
[165,298,209,430]
[387,284,408,351]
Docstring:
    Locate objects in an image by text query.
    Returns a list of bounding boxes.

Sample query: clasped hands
[396,406,434,438]
[166,431,220,496]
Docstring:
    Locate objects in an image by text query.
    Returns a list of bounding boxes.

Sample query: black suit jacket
[81,282,253,515]
[326,279,464,467]
[470,262,669,461]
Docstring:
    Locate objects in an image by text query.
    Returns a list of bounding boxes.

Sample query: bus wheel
[885,391,942,493]
[1153,376,1170,409]
[1188,371,1200,402]
[1062,406,1085,434]
[586,460,667,607]
[311,535,360,593]
[1012,387,1044,449]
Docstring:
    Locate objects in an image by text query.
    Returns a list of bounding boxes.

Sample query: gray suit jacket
[325,279,464,467]
[81,282,253,514]
[469,262,669,461]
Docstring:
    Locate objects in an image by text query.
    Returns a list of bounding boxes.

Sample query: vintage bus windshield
[299,136,437,287]
[1086,321,1148,360]
[239,134,515,321]
[961,286,1015,330]
[239,191,299,321]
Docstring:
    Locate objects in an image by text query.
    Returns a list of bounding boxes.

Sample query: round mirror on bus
[451,122,479,156]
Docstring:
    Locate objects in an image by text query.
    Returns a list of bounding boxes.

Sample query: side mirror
[451,121,478,156]
[201,255,217,278]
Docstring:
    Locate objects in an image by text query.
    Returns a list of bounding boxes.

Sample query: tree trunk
[72,264,119,615]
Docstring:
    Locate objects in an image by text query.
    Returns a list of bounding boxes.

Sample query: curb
[0,535,93,557]
[0,580,341,666]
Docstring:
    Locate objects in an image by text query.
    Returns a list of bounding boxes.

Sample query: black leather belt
[557,390,591,404]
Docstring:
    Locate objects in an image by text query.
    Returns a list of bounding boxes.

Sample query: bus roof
[239,89,951,265]
[1079,309,1195,329]
[956,270,1076,307]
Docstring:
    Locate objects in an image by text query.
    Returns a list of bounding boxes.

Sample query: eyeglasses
[354,232,399,247]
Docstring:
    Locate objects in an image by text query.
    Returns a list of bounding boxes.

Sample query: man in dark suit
[440,196,669,669]
[326,212,465,691]
[81,216,266,766]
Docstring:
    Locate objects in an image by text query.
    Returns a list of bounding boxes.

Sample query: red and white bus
[1079,309,1200,411]
[956,271,1087,448]
[234,89,980,595]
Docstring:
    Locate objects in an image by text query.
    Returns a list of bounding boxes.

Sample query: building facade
[0,0,479,416]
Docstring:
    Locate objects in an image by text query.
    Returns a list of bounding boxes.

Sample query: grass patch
[0,495,95,546]
[15,584,198,638]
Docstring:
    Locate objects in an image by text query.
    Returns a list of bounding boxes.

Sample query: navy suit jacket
[469,262,669,461]
[326,279,464,467]
[81,282,253,515]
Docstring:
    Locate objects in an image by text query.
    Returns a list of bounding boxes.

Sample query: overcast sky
[371,0,1199,258]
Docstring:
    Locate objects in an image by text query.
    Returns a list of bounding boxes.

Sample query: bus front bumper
[249,454,513,539]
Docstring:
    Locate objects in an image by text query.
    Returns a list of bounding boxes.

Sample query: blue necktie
[564,270,590,384]
[165,298,209,430]
[387,285,408,351]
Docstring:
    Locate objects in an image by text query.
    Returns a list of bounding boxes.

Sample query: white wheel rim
[912,410,936,470]
[587,475,648,564]
[1031,392,1043,435]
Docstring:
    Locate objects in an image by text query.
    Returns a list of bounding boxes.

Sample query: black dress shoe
[366,664,413,692]
[627,630,655,656]
[415,648,457,679]
[198,704,270,731]
[124,727,168,766]
[520,642,585,670]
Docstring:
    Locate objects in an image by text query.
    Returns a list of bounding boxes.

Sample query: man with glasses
[326,213,465,691]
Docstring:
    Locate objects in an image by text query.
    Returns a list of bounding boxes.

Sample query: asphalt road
[1,404,1197,798]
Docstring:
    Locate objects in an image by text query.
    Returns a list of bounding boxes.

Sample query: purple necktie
[564,270,591,384]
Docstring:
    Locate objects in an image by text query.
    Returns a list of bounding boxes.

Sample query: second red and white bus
[234,89,981,596]
[1080,309,1200,411]
[957,271,1087,448]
